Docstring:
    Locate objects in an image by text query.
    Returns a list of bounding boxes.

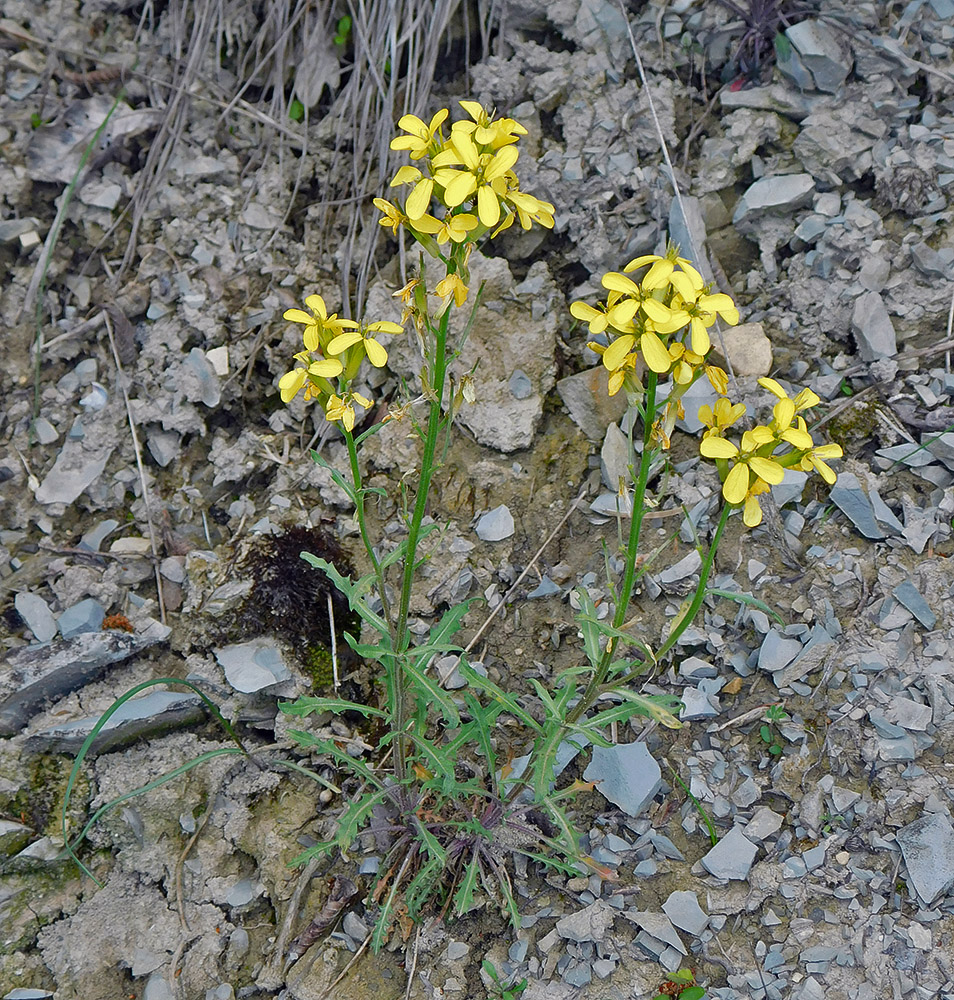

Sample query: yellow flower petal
[700,437,739,459]
[743,494,763,526]
[279,369,306,403]
[327,331,362,355]
[309,358,343,377]
[405,178,434,220]
[304,294,327,317]
[442,171,476,208]
[602,335,635,371]
[477,184,500,226]
[724,462,750,504]
[641,331,671,373]
[364,338,388,367]
[749,457,785,484]
[283,308,313,325]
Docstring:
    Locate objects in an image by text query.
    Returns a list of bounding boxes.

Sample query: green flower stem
[343,428,391,626]
[655,500,730,660]
[390,302,453,780]
[606,500,732,691]
[566,372,659,726]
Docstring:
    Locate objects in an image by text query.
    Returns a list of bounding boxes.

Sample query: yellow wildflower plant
[570,245,740,397]
[325,390,373,433]
[390,108,449,160]
[699,379,842,527]
[283,294,358,352]
[377,100,553,244]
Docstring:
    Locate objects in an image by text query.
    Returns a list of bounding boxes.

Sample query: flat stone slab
[23,690,205,754]
[700,825,759,880]
[896,812,954,905]
[584,741,661,817]
[0,631,166,736]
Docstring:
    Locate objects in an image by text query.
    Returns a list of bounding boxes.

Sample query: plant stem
[603,500,732,690]
[343,429,391,625]
[567,372,659,725]
[390,305,452,779]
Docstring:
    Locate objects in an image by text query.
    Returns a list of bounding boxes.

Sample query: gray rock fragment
[0,630,164,735]
[851,292,896,362]
[215,638,292,693]
[556,367,628,441]
[627,911,686,954]
[743,806,784,841]
[700,825,759,880]
[896,812,954,904]
[554,900,614,943]
[14,592,58,643]
[183,347,221,407]
[584,742,661,817]
[786,20,851,92]
[147,429,180,468]
[733,174,815,224]
[892,581,937,629]
[32,417,59,445]
[474,505,515,542]
[662,891,708,935]
[34,441,113,505]
[508,369,533,399]
[23,690,205,754]
[758,629,801,673]
[57,598,105,638]
[600,422,631,490]
[829,473,887,539]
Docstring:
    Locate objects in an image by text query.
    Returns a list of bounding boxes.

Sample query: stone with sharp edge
[584,742,661,818]
[700,825,759,880]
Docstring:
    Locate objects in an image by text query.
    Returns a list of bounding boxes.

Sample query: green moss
[301,644,335,690]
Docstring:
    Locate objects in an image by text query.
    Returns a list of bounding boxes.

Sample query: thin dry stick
[328,591,339,691]
[463,485,590,655]
[174,798,216,931]
[404,924,422,1000]
[946,282,954,373]
[104,311,167,624]
[308,928,374,1000]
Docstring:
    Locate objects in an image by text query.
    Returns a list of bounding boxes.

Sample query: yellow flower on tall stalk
[435,272,469,309]
[373,197,407,236]
[698,396,746,439]
[433,131,519,227]
[413,211,479,244]
[325,391,373,433]
[700,427,786,526]
[452,100,527,148]
[283,294,358,351]
[390,108,448,159]
[328,321,403,370]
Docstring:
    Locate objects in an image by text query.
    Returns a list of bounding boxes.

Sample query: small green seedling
[333,15,352,46]
[288,99,304,122]
[759,703,788,756]
[653,966,705,1000]
[483,960,528,1000]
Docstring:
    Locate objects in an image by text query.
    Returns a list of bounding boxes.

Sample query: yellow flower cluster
[699,378,843,526]
[278,294,402,431]
[374,101,555,272]
[570,248,738,397]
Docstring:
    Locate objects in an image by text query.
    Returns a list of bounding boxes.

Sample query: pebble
[896,812,954,905]
[556,367,627,441]
[214,638,292,693]
[554,900,614,943]
[891,580,937,629]
[828,472,887,539]
[32,417,58,445]
[23,690,205,754]
[34,442,114,506]
[14,592,57,643]
[57,598,105,638]
[786,20,851,92]
[147,429,180,468]
[474,504,515,542]
[733,174,815,223]
[700,826,759,880]
[584,742,661,818]
[850,291,897,361]
[661,891,708,934]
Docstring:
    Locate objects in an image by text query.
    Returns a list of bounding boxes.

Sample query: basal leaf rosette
[699,378,843,527]
[570,247,737,400]
[278,293,404,432]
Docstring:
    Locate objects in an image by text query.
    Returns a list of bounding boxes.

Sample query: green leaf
[455,853,482,916]
[403,656,460,727]
[611,689,684,729]
[459,662,543,734]
[574,587,603,669]
[284,730,385,789]
[707,587,783,622]
[288,99,304,121]
[681,987,706,1000]
[760,724,773,743]
[530,723,570,801]
[300,554,391,638]
[280,696,386,720]
[423,598,478,657]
